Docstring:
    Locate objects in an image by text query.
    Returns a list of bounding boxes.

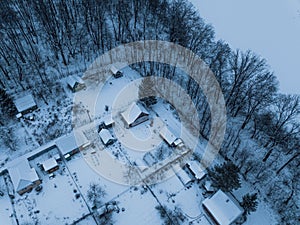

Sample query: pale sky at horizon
[189,0,300,94]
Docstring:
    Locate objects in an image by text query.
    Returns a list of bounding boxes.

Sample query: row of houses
[6,131,90,195]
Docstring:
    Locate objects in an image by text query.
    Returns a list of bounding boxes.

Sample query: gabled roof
[42,158,58,171]
[66,75,85,89]
[172,164,192,185]
[159,126,177,146]
[56,131,88,155]
[14,94,36,113]
[8,161,39,192]
[121,102,149,126]
[203,190,244,225]
[99,129,114,145]
[187,161,206,180]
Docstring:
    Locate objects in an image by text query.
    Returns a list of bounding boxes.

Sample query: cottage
[99,129,115,146]
[56,131,89,159]
[8,161,41,195]
[42,158,59,173]
[121,102,149,128]
[14,94,37,116]
[66,75,86,92]
[202,190,244,225]
[110,65,123,78]
[172,164,192,186]
[186,161,207,180]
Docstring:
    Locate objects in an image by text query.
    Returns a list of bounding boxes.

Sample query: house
[99,129,115,146]
[41,158,59,173]
[66,75,86,92]
[110,65,123,78]
[202,190,244,225]
[186,161,207,180]
[172,164,192,186]
[121,102,149,128]
[14,94,37,116]
[56,131,89,160]
[8,161,41,195]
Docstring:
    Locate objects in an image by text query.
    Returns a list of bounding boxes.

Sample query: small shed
[99,129,115,146]
[202,190,244,225]
[42,158,59,173]
[186,161,207,180]
[110,65,123,78]
[159,126,177,146]
[8,161,41,195]
[66,75,86,92]
[121,102,149,128]
[98,115,114,132]
[14,94,37,115]
[172,164,192,186]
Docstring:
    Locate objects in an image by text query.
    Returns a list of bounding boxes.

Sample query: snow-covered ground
[0,176,14,225]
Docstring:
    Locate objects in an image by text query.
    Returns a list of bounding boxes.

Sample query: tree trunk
[276,153,300,175]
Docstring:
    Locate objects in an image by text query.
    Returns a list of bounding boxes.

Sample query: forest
[0,0,299,224]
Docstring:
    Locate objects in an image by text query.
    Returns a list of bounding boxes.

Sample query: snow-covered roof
[66,75,85,89]
[102,115,114,126]
[8,161,39,193]
[121,102,149,126]
[204,180,214,192]
[99,129,114,145]
[56,131,88,155]
[187,161,206,180]
[14,94,36,113]
[202,190,244,225]
[42,158,58,172]
[110,65,121,75]
[159,126,177,146]
[172,164,192,185]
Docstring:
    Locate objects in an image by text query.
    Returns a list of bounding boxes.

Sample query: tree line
[0,0,299,223]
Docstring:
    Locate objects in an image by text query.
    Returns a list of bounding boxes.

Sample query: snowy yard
[0,176,14,225]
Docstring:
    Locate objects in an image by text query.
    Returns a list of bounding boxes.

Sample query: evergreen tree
[208,161,241,192]
[241,193,258,215]
[138,76,157,107]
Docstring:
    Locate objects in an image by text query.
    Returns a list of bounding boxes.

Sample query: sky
[189,0,300,94]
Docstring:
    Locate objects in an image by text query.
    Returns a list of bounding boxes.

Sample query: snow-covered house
[186,161,207,180]
[8,161,41,195]
[99,129,115,146]
[14,94,37,116]
[172,164,192,186]
[202,190,244,225]
[42,158,59,173]
[56,131,89,160]
[66,75,86,92]
[110,65,123,78]
[121,102,149,128]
